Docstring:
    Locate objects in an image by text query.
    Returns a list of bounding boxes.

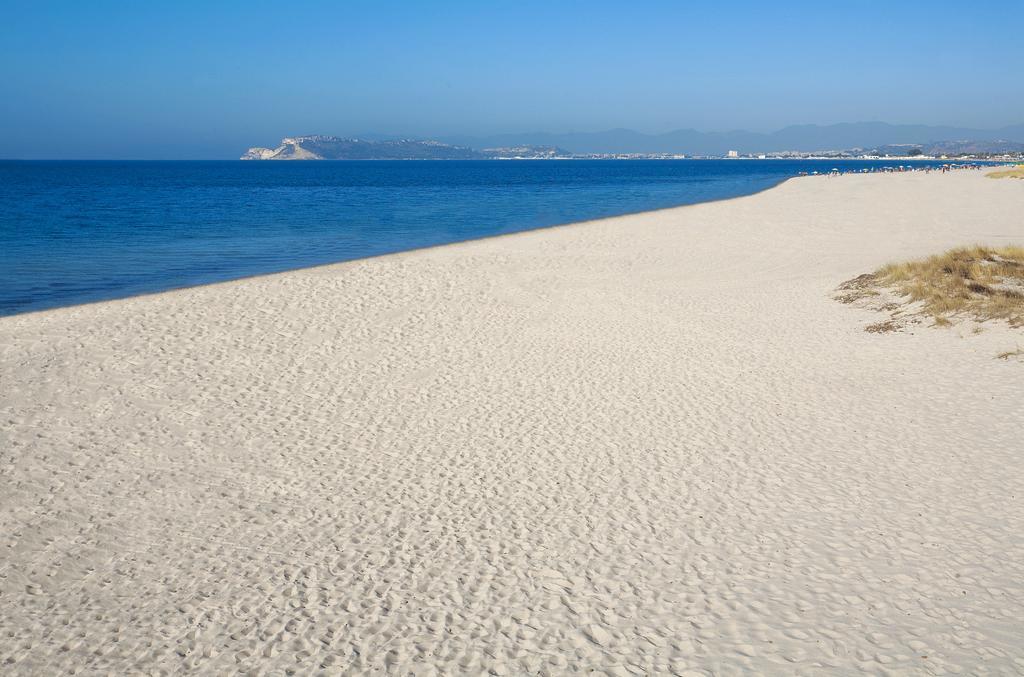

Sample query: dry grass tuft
[865,319,900,333]
[838,245,1024,331]
[835,273,881,304]
[987,166,1024,180]
[875,246,1024,327]
[997,347,1024,360]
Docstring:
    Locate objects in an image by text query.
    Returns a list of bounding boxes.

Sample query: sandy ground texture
[1,170,1023,676]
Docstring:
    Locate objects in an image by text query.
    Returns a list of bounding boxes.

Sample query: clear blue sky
[2,0,1021,159]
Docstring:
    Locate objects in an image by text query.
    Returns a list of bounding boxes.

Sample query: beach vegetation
[839,245,1024,329]
[986,166,1024,179]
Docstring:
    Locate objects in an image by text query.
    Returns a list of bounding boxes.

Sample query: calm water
[0,159,959,316]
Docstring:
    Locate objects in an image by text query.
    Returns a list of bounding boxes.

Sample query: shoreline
[1,175,797,321]
[2,169,1022,674]
[1,162,996,321]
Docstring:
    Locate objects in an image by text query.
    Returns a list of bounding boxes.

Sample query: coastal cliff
[241,136,482,160]
[242,136,572,160]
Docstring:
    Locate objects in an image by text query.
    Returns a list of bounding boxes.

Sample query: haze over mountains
[440,121,1024,155]
[243,121,1024,160]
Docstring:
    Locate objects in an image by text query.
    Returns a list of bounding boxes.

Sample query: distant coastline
[243,122,1024,162]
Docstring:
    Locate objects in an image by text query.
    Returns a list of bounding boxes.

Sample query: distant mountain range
[443,122,1024,155]
[875,140,1024,157]
[243,122,1024,160]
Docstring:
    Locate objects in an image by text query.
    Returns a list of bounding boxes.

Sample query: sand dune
[2,171,1023,675]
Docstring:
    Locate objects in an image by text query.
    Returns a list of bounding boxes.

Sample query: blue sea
[0,159,963,316]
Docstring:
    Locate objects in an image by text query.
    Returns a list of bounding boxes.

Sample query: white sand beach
[2,171,1023,675]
